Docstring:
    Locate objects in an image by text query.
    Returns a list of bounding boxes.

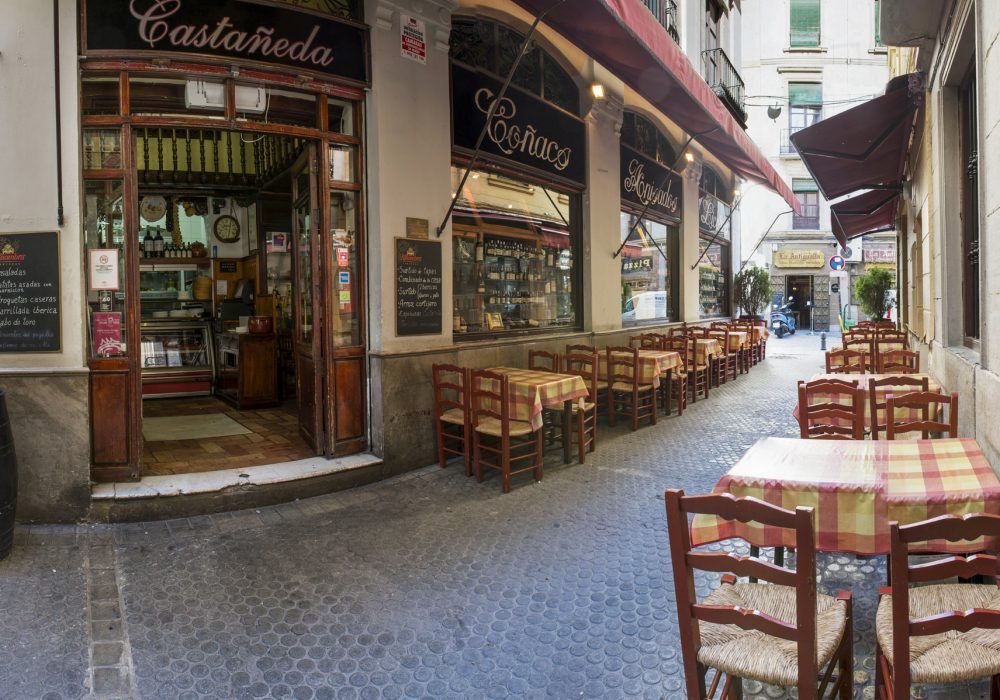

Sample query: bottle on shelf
[153,228,164,258]
[142,229,153,258]
[475,234,484,262]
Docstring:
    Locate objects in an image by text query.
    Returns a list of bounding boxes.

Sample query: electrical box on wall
[185,81,266,114]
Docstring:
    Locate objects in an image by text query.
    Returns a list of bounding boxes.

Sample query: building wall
[886,0,1000,469]
[739,0,889,329]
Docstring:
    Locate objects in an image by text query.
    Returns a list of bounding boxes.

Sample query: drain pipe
[53,0,65,227]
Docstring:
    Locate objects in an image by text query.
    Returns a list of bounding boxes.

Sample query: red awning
[830,190,900,248]
[790,73,924,201]
[509,0,801,213]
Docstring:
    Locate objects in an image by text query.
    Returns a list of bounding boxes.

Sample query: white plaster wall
[0,0,84,369]
[739,0,889,278]
[978,0,1000,373]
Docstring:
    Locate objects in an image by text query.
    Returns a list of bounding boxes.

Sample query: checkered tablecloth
[709,331,747,353]
[750,326,770,343]
[689,437,1000,555]
[689,338,721,366]
[793,373,942,435]
[598,350,682,388]
[482,367,590,430]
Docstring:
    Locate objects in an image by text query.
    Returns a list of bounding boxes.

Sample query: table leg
[563,399,572,464]
[664,369,672,415]
[774,547,785,567]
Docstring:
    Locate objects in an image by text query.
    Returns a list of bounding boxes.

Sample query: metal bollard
[820,331,827,351]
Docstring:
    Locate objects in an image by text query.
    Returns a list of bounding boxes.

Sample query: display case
[140,319,215,397]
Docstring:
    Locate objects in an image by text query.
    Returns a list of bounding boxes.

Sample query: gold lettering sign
[773,249,825,268]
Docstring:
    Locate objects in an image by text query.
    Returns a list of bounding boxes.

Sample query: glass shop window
[620,213,678,326]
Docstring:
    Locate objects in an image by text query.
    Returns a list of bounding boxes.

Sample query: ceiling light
[471,173,479,179]
[590,83,606,100]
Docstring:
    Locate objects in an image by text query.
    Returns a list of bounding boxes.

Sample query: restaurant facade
[0,0,796,521]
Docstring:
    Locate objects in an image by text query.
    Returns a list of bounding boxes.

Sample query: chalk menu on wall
[395,238,441,336]
[0,232,61,352]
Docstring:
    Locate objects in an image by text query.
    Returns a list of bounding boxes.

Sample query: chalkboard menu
[0,232,61,352]
[395,238,442,336]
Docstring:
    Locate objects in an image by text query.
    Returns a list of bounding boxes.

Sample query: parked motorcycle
[770,297,797,338]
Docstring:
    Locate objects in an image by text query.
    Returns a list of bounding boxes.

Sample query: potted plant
[733,266,774,319]
[855,267,895,321]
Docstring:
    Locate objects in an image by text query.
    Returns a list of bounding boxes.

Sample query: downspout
[53,0,65,227]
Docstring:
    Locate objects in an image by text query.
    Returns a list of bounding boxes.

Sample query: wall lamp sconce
[590,83,605,100]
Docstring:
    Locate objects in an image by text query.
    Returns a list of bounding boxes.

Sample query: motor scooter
[770,297,797,338]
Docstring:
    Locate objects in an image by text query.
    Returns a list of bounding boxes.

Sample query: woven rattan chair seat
[611,382,655,393]
[473,418,534,437]
[877,584,1000,684]
[439,408,465,425]
[697,582,848,687]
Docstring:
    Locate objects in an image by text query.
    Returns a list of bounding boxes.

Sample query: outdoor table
[597,349,682,388]
[485,367,590,464]
[689,338,721,366]
[689,436,1000,555]
[709,331,747,353]
[749,326,770,343]
[793,373,942,436]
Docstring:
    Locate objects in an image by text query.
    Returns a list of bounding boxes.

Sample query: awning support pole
[633,218,670,265]
[736,209,793,274]
[435,0,566,237]
[613,127,718,259]
[690,191,743,270]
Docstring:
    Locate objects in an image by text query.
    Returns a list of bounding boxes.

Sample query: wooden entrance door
[291,146,325,453]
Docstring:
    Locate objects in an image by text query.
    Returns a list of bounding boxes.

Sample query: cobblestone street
[0,334,988,699]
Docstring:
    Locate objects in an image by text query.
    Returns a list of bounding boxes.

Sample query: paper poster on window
[92,312,123,356]
[400,14,427,64]
[89,248,119,291]
[337,247,350,267]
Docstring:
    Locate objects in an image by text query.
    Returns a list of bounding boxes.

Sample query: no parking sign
[829,255,846,271]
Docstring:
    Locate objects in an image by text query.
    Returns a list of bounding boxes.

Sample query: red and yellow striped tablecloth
[598,350,682,388]
[689,437,1000,555]
[689,338,721,366]
[482,367,590,430]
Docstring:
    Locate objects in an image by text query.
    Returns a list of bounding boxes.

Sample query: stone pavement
[0,332,990,699]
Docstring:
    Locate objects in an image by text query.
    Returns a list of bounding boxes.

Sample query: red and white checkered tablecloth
[482,367,589,430]
[689,437,1000,555]
[598,350,682,388]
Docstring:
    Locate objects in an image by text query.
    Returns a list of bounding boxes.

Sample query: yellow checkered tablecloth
[709,331,748,353]
[483,367,590,431]
[689,338,721,366]
[598,350,682,388]
[689,437,1000,555]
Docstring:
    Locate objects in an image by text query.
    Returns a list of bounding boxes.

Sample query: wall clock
[214,214,241,243]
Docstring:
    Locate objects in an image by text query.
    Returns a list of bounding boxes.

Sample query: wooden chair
[528,349,561,373]
[686,337,712,402]
[432,364,471,475]
[687,326,711,339]
[563,352,598,463]
[629,333,665,351]
[876,513,1000,699]
[876,349,919,374]
[663,336,688,416]
[470,369,543,494]
[843,337,875,371]
[825,349,866,374]
[606,346,656,430]
[567,344,607,413]
[707,329,738,386]
[885,391,959,439]
[731,322,756,369]
[868,375,929,439]
[797,378,864,439]
[874,320,897,330]
[665,490,854,700]
[667,326,688,338]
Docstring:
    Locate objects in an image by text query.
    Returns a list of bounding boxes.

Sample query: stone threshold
[91,453,383,501]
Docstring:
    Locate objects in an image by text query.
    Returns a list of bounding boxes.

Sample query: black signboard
[451,63,587,187]
[83,0,369,84]
[620,145,683,222]
[0,232,61,353]
[699,192,731,236]
[395,238,442,336]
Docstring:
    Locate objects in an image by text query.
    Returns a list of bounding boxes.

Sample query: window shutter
[874,0,883,46]
[788,82,823,106]
[790,0,821,47]
[792,178,818,193]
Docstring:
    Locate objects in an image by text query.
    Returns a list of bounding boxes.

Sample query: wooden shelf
[139,257,211,267]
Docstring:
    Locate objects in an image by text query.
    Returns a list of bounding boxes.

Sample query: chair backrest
[797,378,864,439]
[566,343,596,356]
[432,364,469,419]
[887,513,1000,696]
[876,328,906,340]
[564,351,599,397]
[528,349,561,373]
[885,390,959,439]
[606,346,639,389]
[855,320,876,329]
[664,490,819,699]
[470,369,509,429]
[843,338,874,367]
[874,320,897,330]
[709,321,730,330]
[874,337,908,359]
[876,349,919,374]
[664,335,689,366]
[825,349,865,374]
[687,326,710,339]
[707,328,730,354]
[868,375,929,439]
[667,326,688,338]
[636,333,665,350]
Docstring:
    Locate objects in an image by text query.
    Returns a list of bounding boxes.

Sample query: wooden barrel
[192,275,213,301]
[0,390,16,560]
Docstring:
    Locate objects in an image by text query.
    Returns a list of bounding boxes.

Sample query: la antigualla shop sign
[82,0,369,84]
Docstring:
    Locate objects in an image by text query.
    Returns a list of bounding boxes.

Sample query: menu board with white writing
[0,232,61,352]
[395,238,442,336]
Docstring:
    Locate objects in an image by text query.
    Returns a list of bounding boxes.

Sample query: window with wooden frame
[793,178,820,230]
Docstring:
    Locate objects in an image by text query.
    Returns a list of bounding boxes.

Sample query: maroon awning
[790,73,924,201]
[509,0,801,213]
[830,190,900,248]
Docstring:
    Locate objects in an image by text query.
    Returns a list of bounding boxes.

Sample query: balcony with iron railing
[701,48,747,128]
[641,0,680,43]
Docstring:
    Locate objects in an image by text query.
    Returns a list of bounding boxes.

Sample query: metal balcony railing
[641,0,680,44]
[701,48,747,128]
[780,128,801,155]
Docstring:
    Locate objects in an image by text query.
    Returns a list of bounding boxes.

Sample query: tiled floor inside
[141,396,315,475]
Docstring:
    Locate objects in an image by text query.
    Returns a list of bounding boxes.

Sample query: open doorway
[785,275,814,329]
[136,128,319,476]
